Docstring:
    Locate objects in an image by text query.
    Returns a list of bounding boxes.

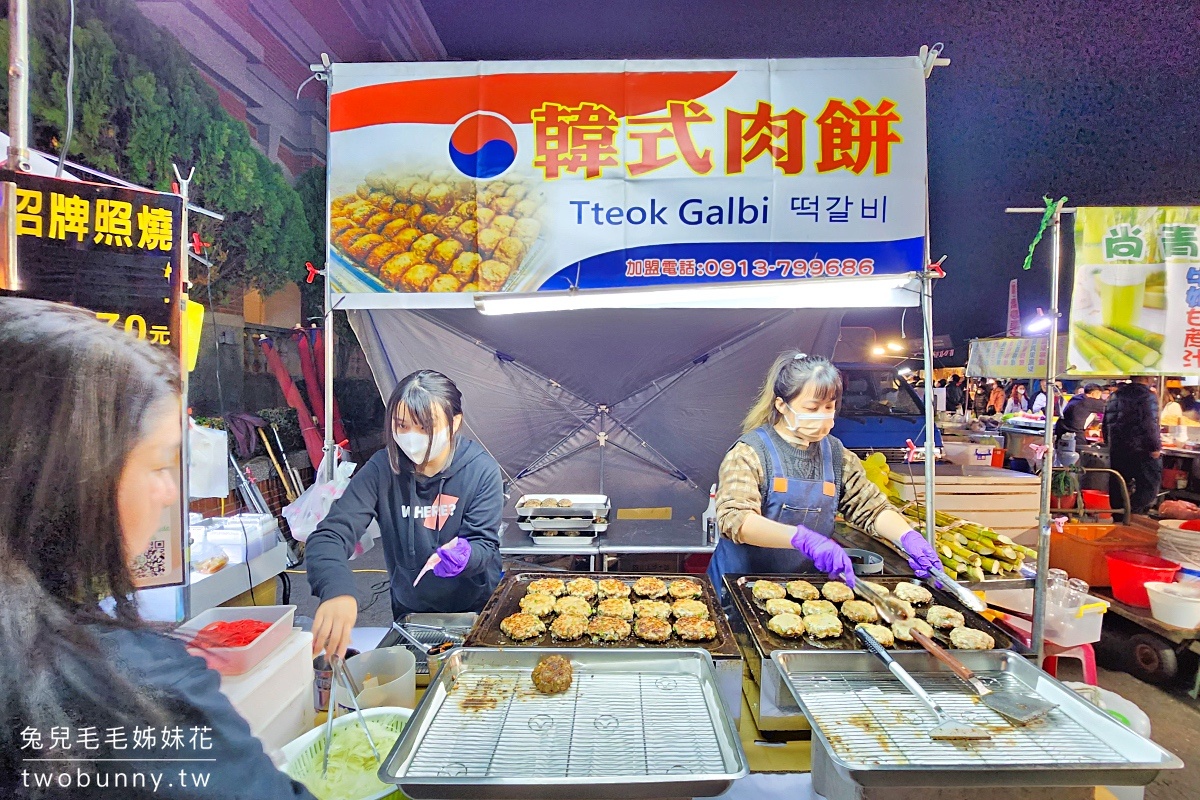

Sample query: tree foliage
[0,0,319,300]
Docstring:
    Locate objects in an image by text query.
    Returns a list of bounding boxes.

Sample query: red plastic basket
[1105,550,1180,608]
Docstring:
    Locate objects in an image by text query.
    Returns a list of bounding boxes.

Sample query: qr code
[131,539,167,580]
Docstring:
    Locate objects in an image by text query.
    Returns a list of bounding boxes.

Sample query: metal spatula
[855,627,990,741]
[909,629,1057,725]
[853,580,911,624]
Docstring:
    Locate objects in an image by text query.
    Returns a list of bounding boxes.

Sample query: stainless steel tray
[516,493,610,519]
[381,647,748,799]
[528,531,600,545]
[770,649,1182,787]
[517,516,610,532]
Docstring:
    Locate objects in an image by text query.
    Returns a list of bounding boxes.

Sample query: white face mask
[394,428,450,464]
[780,401,836,443]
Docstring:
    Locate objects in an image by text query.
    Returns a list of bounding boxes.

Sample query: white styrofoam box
[254,682,313,756]
[204,516,280,563]
[220,629,313,728]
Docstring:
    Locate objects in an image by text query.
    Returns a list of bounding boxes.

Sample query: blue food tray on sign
[329,248,393,294]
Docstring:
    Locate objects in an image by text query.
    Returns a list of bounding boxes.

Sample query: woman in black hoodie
[307,370,503,659]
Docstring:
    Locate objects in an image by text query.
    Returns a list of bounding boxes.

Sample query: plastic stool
[1042,643,1098,685]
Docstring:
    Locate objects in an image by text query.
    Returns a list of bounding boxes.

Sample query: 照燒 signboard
[327,58,928,308]
[0,169,186,589]
[1070,207,1200,376]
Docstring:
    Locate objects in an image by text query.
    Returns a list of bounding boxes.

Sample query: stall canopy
[351,307,844,516]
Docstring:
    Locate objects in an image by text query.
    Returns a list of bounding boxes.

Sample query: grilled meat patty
[804,613,843,639]
[587,615,631,642]
[671,599,709,620]
[841,600,879,624]
[633,600,672,619]
[767,613,806,638]
[527,578,566,597]
[802,599,838,617]
[550,613,589,641]
[668,579,703,600]
[519,592,556,617]
[822,581,854,603]
[531,655,573,694]
[597,598,634,621]
[500,612,545,641]
[634,616,673,642]
[855,623,894,647]
[891,617,934,643]
[950,627,995,650]
[894,582,933,605]
[752,581,786,602]
[674,616,717,641]
[926,605,966,630]
[566,577,598,600]
[764,598,804,617]
[632,577,668,599]
[597,578,631,599]
[786,580,820,601]
[554,596,593,617]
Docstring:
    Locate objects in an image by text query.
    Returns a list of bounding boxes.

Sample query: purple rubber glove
[791,526,856,586]
[431,537,471,578]
[900,530,940,579]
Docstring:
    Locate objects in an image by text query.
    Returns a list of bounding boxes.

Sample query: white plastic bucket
[1145,581,1200,629]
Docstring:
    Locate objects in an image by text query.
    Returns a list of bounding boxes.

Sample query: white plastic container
[1145,581,1200,629]
[178,604,296,676]
[256,682,313,755]
[943,442,995,466]
[205,515,280,564]
[984,591,1109,647]
[342,646,416,710]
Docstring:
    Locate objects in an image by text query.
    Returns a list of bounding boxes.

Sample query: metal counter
[500,518,717,570]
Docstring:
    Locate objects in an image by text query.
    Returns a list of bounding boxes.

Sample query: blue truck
[832,362,942,462]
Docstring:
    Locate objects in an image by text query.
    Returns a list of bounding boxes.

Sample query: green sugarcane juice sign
[1070,207,1200,375]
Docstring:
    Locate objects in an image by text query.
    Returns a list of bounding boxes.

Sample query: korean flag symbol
[449,112,517,179]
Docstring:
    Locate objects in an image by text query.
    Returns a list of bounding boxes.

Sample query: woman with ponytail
[0,298,313,799]
[707,352,940,599]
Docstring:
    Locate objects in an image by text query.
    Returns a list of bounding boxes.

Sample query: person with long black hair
[307,370,504,660]
[0,297,314,799]
[707,353,941,600]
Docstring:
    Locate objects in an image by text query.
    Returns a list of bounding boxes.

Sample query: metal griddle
[726,574,1023,679]
[465,572,740,660]
[771,648,1182,787]
[381,647,748,799]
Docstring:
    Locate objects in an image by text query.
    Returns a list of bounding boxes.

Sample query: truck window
[840,369,923,416]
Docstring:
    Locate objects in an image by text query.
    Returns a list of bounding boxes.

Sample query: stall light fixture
[898,367,913,375]
[886,340,905,352]
[1025,308,1053,334]
[474,272,921,315]
[872,346,887,356]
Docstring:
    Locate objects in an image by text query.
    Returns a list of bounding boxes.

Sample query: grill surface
[466,572,741,659]
[383,648,747,799]
[726,574,1023,657]
[771,649,1182,787]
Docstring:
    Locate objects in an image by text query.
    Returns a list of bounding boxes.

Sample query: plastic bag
[188,420,229,499]
[190,530,229,575]
[282,449,356,542]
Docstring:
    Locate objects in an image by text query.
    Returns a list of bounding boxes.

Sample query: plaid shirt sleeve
[839,448,892,536]
[716,442,765,544]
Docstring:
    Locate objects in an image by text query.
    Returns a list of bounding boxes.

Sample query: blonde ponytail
[742,351,842,434]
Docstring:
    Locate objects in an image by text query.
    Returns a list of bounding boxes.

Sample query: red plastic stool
[1042,643,1099,686]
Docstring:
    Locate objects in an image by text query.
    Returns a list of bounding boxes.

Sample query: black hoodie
[305,438,503,618]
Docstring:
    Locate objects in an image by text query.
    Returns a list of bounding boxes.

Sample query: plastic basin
[1145,581,1200,629]
[178,605,296,676]
[1105,551,1180,608]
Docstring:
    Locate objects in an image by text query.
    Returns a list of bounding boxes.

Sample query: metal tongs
[927,566,988,613]
[853,579,911,624]
[321,654,381,778]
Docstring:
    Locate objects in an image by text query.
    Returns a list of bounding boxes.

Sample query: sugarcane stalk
[1073,331,1120,374]
[1074,326,1149,373]
[947,542,983,566]
[1078,322,1160,366]
[963,540,996,557]
[965,565,985,583]
[1110,322,1165,352]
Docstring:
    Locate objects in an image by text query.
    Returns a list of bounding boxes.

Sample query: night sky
[421,0,1200,356]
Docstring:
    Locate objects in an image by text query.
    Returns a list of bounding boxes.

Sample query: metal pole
[1031,199,1065,662]
[322,63,336,482]
[7,0,29,172]
[921,269,937,546]
[174,165,194,622]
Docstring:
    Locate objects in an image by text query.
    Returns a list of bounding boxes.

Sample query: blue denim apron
[708,427,839,602]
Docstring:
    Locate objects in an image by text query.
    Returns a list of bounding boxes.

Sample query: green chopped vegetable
[289,720,403,800]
